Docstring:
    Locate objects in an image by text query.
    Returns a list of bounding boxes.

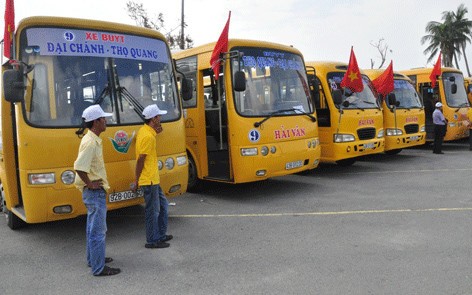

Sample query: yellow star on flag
[348,71,359,82]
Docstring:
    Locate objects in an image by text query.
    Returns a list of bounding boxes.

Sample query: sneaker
[95,265,121,276]
[145,241,170,249]
[160,235,173,242]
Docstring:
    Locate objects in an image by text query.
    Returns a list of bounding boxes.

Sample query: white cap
[435,102,443,108]
[142,104,167,119]
[82,105,113,122]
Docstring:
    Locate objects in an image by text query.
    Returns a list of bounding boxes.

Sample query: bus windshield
[20,27,180,127]
[442,72,469,108]
[327,72,379,109]
[393,80,422,109]
[231,47,312,117]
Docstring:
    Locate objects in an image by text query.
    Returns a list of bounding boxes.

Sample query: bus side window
[316,77,330,127]
[175,56,197,108]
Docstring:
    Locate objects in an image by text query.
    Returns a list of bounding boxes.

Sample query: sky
[1,0,471,74]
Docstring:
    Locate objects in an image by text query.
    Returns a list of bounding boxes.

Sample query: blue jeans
[83,188,107,275]
[142,184,168,244]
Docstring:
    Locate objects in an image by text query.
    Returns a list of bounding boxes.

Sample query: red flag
[3,0,15,58]
[430,53,442,88]
[210,11,231,80]
[340,47,364,93]
[372,61,394,97]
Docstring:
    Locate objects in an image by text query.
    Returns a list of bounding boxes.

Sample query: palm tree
[442,4,472,77]
[421,21,456,67]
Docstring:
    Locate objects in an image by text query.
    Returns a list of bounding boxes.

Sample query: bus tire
[187,155,202,193]
[385,149,402,155]
[1,183,25,230]
[336,158,356,166]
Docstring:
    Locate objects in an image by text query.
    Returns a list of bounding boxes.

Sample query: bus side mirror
[233,71,246,92]
[387,93,397,107]
[332,89,343,105]
[451,83,457,94]
[3,69,25,103]
[181,78,193,101]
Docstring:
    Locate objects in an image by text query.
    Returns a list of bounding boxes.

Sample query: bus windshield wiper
[116,86,145,119]
[93,85,110,105]
[254,108,316,128]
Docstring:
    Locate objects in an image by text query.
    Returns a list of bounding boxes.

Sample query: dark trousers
[469,128,472,150]
[433,124,446,153]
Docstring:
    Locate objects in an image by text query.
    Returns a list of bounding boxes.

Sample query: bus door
[419,82,436,140]
[203,69,230,180]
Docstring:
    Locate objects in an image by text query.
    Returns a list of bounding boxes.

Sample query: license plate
[409,135,419,141]
[109,189,143,203]
[363,143,375,149]
[286,160,303,170]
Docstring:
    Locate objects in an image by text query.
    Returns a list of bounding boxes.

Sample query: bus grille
[404,124,419,134]
[357,128,376,140]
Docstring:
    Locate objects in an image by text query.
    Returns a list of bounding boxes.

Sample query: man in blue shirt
[432,102,447,154]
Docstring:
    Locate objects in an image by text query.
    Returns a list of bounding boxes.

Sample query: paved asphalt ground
[2,140,472,294]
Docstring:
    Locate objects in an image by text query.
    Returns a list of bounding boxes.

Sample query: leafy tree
[421,20,456,67]
[442,4,471,76]
[126,1,193,49]
[421,4,471,73]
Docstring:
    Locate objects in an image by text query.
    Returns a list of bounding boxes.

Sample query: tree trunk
[462,44,471,77]
[454,53,460,69]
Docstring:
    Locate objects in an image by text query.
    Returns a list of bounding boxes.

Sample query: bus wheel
[385,149,402,155]
[336,158,356,166]
[187,155,202,193]
[0,183,25,230]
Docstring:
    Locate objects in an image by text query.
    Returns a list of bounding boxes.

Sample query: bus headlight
[176,155,187,166]
[261,146,269,156]
[29,173,55,185]
[158,160,163,170]
[386,128,403,136]
[61,170,75,185]
[334,134,355,143]
[241,148,258,156]
[449,122,457,127]
[165,157,175,170]
[420,126,426,132]
[377,129,384,138]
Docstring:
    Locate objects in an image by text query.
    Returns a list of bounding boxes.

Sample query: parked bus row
[2,17,471,229]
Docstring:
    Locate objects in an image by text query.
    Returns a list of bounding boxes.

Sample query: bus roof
[16,16,167,41]
[400,67,463,76]
[305,61,378,77]
[363,69,412,81]
[173,39,303,60]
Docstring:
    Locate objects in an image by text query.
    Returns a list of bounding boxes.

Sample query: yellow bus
[305,61,384,166]
[401,67,471,141]
[364,69,426,154]
[1,17,189,229]
[465,77,472,105]
[173,39,321,191]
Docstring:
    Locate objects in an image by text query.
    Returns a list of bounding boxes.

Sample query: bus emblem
[109,130,135,154]
[249,129,260,142]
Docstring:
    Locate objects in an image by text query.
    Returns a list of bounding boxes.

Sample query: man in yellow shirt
[134,104,173,249]
[74,105,120,276]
